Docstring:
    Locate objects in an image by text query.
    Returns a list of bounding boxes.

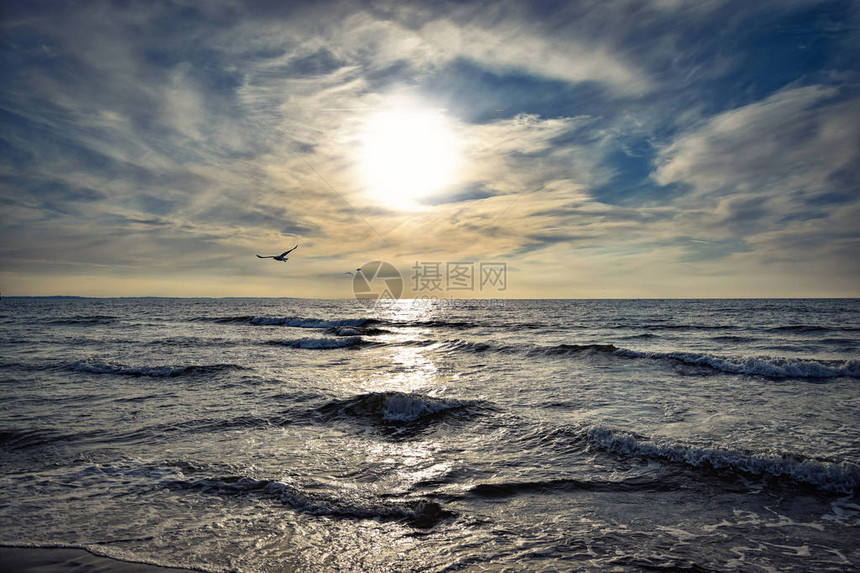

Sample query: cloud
[654,85,860,235]
[1,0,858,296]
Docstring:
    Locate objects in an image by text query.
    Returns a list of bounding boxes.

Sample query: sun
[361,108,458,210]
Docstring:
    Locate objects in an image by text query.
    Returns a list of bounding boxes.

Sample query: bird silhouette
[256,245,299,262]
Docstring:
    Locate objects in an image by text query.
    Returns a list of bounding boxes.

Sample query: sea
[0,297,858,572]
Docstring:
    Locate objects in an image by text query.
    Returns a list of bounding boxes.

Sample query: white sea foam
[613,349,860,379]
[275,336,363,349]
[380,392,461,422]
[584,425,860,494]
[71,359,211,377]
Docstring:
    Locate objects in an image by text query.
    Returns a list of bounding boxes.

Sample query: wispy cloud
[1,0,858,296]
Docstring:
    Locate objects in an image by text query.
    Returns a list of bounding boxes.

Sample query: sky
[1,0,858,298]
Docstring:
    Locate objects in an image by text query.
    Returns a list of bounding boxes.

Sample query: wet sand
[0,547,201,573]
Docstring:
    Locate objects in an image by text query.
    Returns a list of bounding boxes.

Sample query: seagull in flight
[257,245,299,262]
[343,267,362,276]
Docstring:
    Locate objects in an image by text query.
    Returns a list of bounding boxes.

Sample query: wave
[266,336,366,350]
[434,339,501,354]
[194,315,374,328]
[250,316,370,328]
[325,326,363,336]
[387,318,558,331]
[48,315,117,325]
[430,339,619,357]
[200,315,493,331]
[767,325,860,333]
[372,331,859,380]
[201,314,256,324]
[109,413,295,446]
[0,427,101,450]
[768,325,831,333]
[392,319,480,330]
[581,425,859,494]
[318,391,478,424]
[170,475,453,528]
[709,335,757,342]
[531,343,619,356]
[613,349,860,379]
[466,475,675,498]
[611,323,734,331]
[70,359,248,378]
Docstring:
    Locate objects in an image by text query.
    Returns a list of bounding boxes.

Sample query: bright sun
[361,108,458,209]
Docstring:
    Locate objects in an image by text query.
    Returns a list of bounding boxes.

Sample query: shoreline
[0,547,203,573]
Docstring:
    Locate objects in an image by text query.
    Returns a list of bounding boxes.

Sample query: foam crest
[379,392,461,422]
[319,391,472,424]
[583,425,860,494]
[268,336,364,350]
[614,349,860,379]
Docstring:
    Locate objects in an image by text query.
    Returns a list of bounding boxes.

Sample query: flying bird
[344,267,362,276]
[257,245,299,262]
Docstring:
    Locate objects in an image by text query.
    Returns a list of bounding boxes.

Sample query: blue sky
[1,0,858,297]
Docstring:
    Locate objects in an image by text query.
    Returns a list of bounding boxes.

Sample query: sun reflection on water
[360,299,450,394]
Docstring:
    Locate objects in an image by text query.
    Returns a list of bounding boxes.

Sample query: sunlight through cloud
[361,107,459,210]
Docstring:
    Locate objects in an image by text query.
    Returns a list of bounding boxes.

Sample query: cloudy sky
[1,0,858,298]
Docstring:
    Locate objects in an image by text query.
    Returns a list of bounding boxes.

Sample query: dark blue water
[1,298,858,571]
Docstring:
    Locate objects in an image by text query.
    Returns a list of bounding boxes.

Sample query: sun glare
[361,108,458,209]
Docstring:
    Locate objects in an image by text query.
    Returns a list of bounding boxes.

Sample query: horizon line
[1,295,857,301]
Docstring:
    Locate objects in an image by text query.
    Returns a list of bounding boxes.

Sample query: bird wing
[279,245,299,258]
[257,254,274,258]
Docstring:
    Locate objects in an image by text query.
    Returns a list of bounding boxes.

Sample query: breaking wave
[613,349,860,379]
[267,336,366,349]
[318,391,479,424]
[421,337,858,379]
[581,425,859,494]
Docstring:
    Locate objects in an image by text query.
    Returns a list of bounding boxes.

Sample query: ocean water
[0,297,858,572]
